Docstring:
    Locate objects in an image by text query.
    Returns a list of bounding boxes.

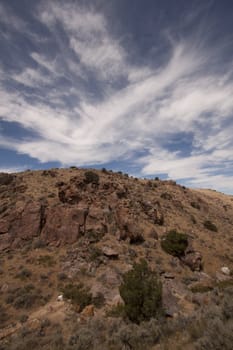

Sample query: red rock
[80,304,94,317]
[41,206,82,244]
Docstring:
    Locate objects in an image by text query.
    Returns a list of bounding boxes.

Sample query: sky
[0,0,233,193]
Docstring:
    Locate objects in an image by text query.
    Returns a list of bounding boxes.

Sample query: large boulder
[162,282,179,317]
[181,251,203,271]
[180,239,203,271]
[221,266,231,275]
[102,246,119,259]
[41,206,88,244]
[0,201,42,249]
[11,202,42,240]
[116,208,144,243]
[58,183,82,204]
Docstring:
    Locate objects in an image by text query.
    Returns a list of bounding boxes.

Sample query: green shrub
[190,284,213,293]
[217,279,233,290]
[190,215,197,224]
[119,260,163,323]
[190,202,200,210]
[5,284,50,311]
[57,272,68,281]
[62,283,92,311]
[37,255,56,267]
[89,246,102,261]
[203,220,218,232]
[160,192,172,200]
[106,303,125,318]
[84,171,99,185]
[161,230,188,257]
[15,268,32,280]
[92,292,105,308]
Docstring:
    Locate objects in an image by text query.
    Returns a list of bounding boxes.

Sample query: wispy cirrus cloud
[0,2,26,32]
[0,1,233,193]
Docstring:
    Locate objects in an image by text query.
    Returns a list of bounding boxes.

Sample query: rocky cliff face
[0,169,232,269]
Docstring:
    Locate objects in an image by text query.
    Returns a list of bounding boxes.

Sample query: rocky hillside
[0,168,233,349]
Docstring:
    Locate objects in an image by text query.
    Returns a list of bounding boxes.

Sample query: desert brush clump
[62,283,92,311]
[84,171,99,185]
[161,229,188,257]
[190,201,201,210]
[160,192,172,200]
[203,220,218,232]
[5,284,49,310]
[119,259,163,324]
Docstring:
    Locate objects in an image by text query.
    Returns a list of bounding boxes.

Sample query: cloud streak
[0,1,233,193]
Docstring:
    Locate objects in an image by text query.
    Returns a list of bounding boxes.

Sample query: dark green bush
[92,292,105,308]
[190,285,213,293]
[160,192,172,200]
[89,246,102,261]
[203,220,218,232]
[84,171,99,185]
[161,230,188,257]
[16,268,32,280]
[57,272,68,281]
[190,202,201,210]
[119,259,163,323]
[190,215,197,224]
[5,284,50,311]
[37,255,56,267]
[62,283,92,311]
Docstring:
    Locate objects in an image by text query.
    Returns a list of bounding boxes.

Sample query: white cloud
[0,2,233,193]
[0,3,26,32]
[13,68,52,87]
[30,52,57,73]
[0,166,27,174]
[39,2,129,81]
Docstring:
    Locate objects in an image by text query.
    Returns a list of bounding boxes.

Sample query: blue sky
[1,0,233,193]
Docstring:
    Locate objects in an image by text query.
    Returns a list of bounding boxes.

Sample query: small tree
[119,260,162,323]
[62,283,92,311]
[161,229,188,257]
